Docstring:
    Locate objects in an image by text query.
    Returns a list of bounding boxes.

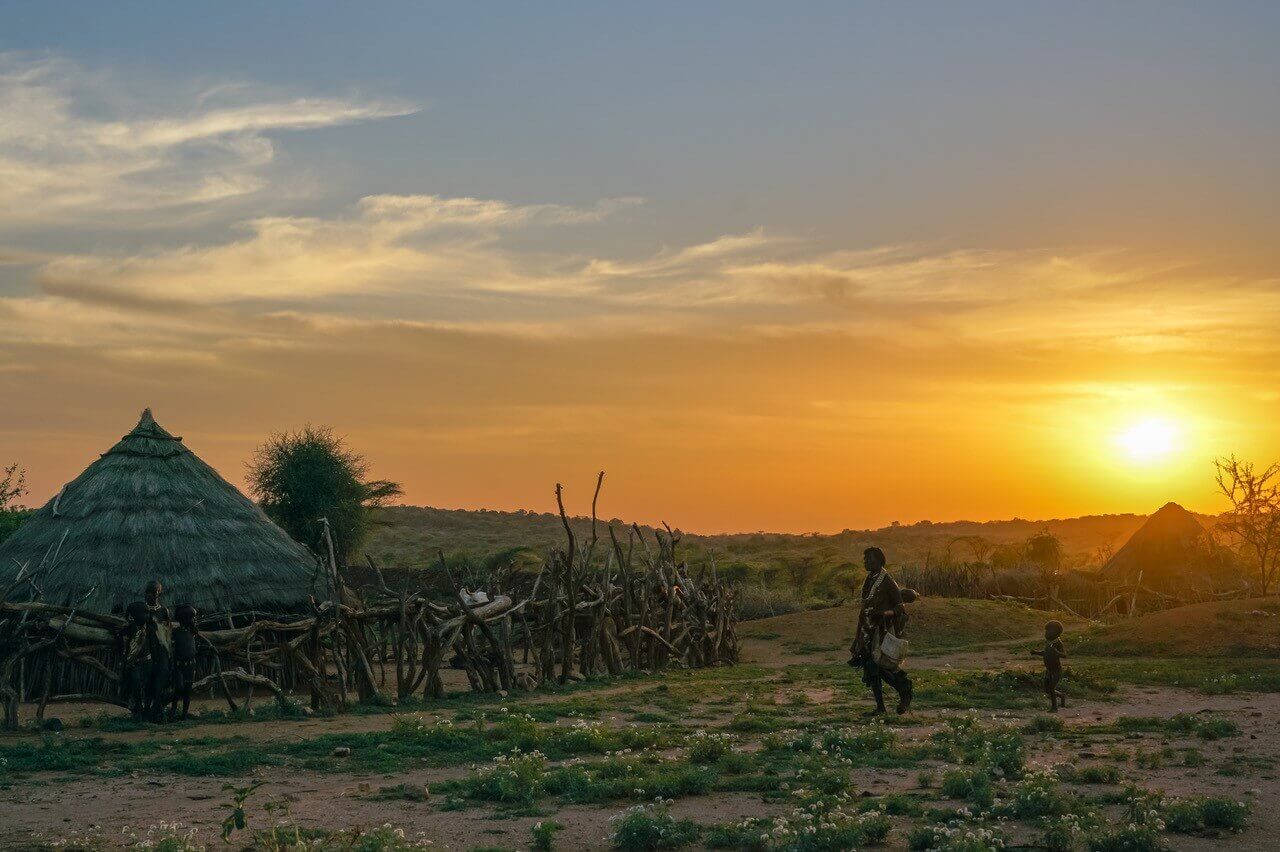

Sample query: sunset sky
[2,3,1278,533]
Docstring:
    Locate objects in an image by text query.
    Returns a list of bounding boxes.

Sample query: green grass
[1071,598,1280,658]
[1070,657,1280,693]
[0,710,690,781]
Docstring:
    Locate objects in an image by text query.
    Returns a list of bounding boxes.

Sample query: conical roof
[1099,502,1213,586]
[0,409,321,615]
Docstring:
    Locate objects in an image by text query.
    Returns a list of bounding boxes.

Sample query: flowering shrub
[687,730,734,764]
[1009,769,1068,819]
[390,715,480,751]
[820,721,897,757]
[558,719,618,753]
[257,822,435,851]
[1086,788,1168,852]
[1039,815,1088,852]
[1085,824,1166,852]
[707,795,892,851]
[930,715,1026,778]
[542,750,715,804]
[610,800,699,851]
[907,823,1007,851]
[460,748,547,804]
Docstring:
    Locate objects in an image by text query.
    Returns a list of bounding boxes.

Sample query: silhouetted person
[1032,620,1067,711]
[171,604,200,721]
[850,547,913,715]
[123,580,173,721]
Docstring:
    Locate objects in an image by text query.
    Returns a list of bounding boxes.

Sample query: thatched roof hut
[0,409,321,616]
[1099,502,1225,591]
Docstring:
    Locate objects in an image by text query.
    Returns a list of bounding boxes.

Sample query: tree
[1215,455,1280,595]
[1023,531,1063,610]
[0,463,29,545]
[774,554,829,592]
[247,426,402,564]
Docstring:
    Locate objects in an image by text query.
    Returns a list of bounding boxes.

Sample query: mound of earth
[741,596,1074,654]
[1073,596,1280,657]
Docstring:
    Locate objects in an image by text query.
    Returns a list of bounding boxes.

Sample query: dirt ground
[1,637,1277,850]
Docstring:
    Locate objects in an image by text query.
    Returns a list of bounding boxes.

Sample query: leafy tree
[0,463,30,545]
[246,426,402,564]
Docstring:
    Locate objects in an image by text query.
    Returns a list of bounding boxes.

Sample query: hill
[740,597,1076,658]
[366,504,1166,574]
[1072,597,1280,657]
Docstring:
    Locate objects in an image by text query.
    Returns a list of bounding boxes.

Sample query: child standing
[1032,620,1067,712]
[171,604,200,721]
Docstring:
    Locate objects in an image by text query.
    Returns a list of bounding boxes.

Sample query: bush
[1086,824,1166,852]
[715,751,755,775]
[708,801,890,851]
[611,801,699,851]
[820,721,897,756]
[930,716,1026,777]
[908,823,1008,851]
[1010,770,1069,818]
[1040,816,1088,852]
[1198,796,1249,832]
[736,585,807,620]
[531,819,564,851]
[1026,715,1065,735]
[1076,764,1121,784]
[1161,799,1204,833]
[687,730,733,764]
[939,769,993,809]
[940,770,973,799]
[459,749,546,804]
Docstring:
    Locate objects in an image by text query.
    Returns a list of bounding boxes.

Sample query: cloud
[35,192,641,303]
[0,52,416,225]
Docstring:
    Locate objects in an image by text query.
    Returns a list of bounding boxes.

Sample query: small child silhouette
[1031,620,1067,712]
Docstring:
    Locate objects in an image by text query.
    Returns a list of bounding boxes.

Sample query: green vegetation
[1072,597,1280,657]
[0,462,29,545]
[248,424,402,562]
[610,801,698,851]
[742,597,1080,654]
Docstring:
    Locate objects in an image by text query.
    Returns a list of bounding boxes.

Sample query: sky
[2,3,1278,533]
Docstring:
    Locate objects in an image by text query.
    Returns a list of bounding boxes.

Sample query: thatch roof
[0,409,322,615]
[1099,502,1216,588]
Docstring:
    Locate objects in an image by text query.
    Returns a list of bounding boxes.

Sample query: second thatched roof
[1099,501,1221,589]
[0,409,323,615]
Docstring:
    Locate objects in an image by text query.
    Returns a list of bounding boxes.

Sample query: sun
[1115,418,1178,464]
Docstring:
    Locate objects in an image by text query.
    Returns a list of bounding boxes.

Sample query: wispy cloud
[0,53,416,225]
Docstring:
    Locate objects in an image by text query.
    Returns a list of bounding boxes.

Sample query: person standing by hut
[122,580,173,721]
[849,547,913,715]
[170,604,200,721]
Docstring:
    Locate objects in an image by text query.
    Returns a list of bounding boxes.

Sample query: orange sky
[2,9,1278,533]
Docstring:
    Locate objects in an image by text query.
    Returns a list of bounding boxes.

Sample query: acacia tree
[247,426,402,564]
[1215,455,1280,595]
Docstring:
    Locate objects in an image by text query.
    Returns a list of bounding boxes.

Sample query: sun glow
[1115,418,1179,464]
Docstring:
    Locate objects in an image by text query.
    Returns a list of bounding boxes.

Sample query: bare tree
[1215,456,1280,595]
